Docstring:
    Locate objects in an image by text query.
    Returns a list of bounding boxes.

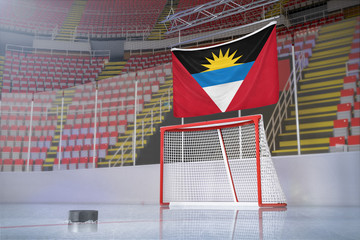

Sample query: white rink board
[0,152,359,206]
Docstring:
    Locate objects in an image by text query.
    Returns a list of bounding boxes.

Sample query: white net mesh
[163,130,234,202]
[162,116,286,205]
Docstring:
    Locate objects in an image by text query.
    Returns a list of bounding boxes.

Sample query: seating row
[1,91,56,100]
[0,159,44,172]
[3,50,108,93]
[123,53,172,72]
[5,51,107,62]
[0,135,52,148]
[61,120,128,136]
[0,125,56,137]
[0,157,99,172]
[0,114,57,124]
[60,132,118,147]
[53,157,99,170]
[0,146,48,160]
[56,144,108,160]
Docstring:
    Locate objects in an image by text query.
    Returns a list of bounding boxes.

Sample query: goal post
[160,115,286,208]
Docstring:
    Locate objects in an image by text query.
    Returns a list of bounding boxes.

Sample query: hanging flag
[172,21,279,118]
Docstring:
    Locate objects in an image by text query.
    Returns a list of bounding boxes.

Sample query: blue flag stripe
[191,61,254,88]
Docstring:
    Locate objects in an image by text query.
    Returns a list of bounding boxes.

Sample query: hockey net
[160,115,286,207]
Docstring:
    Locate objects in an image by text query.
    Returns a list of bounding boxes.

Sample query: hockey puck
[68,210,98,223]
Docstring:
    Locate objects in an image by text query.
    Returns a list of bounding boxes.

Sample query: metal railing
[109,85,172,167]
[75,25,152,40]
[83,9,160,16]
[287,5,345,26]
[266,50,307,152]
[0,17,152,39]
[5,44,110,59]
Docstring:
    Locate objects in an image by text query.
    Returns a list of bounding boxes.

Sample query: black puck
[68,210,98,223]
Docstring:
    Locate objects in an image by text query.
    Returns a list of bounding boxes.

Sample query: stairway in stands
[101,75,173,167]
[0,55,4,93]
[42,57,128,170]
[55,0,87,41]
[96,61,127,81]
[272,18,357,156]
[147,0,179,40]
[43,88,75,170]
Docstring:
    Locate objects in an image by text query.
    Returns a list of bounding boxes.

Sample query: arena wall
[1,152,359,206]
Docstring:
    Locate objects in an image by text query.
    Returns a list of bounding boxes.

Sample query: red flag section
[227,27,279,111]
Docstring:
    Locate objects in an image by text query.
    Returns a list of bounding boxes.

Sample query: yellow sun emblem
[202,48,243,72]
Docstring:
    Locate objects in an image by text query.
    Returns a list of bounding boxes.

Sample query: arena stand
[0,0,73,35]
[271,16,360,155]
[2,47,109,93]
[77,0,167,39]
[0,0,359,172]
[0,59,172,171]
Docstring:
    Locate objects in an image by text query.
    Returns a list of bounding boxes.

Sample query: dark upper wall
[0,30,125,60]
[0,30,34,55]
[91,39,125,60]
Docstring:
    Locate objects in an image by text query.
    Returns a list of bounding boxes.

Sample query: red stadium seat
[329,136,346,152]
[333,119,349,139]
[13,159,24,172]
[340,89,355,105]
[354,102,360,118]
[2,159,13,172]
[33,159,43,171]
[78,157,88,169]
[348,135,360,151]
[88,157,98,168]
[343,76,357,91]
[350,118,360,136]
[337,103,352,121]
[69,158,79,170]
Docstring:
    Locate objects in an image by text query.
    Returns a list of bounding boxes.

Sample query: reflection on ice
[68,222,98,233]
[160,207,287,240]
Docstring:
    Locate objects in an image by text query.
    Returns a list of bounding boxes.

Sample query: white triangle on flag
[203,80,244,112]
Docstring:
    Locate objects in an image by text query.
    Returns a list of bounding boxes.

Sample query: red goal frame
[160,115,287,208]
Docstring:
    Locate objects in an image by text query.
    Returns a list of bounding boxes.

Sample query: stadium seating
[123,52,172,72]
[0,0,73,34]
[2,50,108,93]
[277,28,318,58]
[324,18,360,152]
[0,44,202,170]
[77,0,166,39]
[272,17,358,156]
[1,2,359,171]
[0,91,57,166]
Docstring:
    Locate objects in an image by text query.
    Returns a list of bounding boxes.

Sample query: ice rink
[1,203,359,239]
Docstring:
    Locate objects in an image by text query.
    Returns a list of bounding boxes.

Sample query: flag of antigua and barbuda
[171,21,279,118]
